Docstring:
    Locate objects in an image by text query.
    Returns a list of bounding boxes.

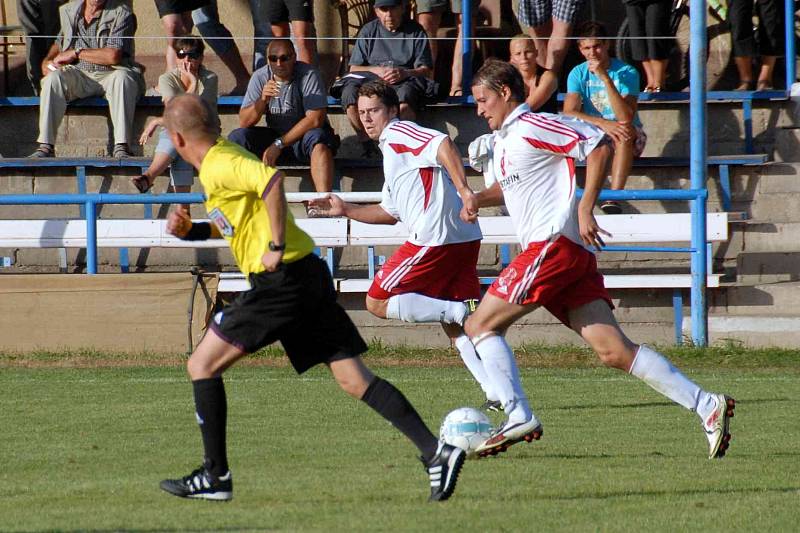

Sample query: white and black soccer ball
[439,407,494,459]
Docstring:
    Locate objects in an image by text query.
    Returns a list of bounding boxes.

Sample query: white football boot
[702,393,736,459]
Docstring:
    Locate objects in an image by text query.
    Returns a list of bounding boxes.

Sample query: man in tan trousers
[30,0,144,158]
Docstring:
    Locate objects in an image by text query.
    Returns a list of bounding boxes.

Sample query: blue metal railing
[0,187,710,343]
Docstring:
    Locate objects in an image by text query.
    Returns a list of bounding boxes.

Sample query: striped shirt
[69,9,131,72]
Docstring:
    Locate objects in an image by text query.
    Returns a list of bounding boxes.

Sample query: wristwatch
[268,240,285,251]
[272,137,284,150]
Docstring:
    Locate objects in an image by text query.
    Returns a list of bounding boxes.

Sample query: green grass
[2,361,799,532]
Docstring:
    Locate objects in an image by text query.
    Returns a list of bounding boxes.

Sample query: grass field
[2,346,799,532]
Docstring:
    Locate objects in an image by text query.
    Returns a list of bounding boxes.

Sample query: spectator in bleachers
[508,34,557,113]
[516,0,587,103]
[16,0,67,95]
[265,0,316,64]
[156,0,251,94]
[29,0,144,158]
[729,0,783,91]
[228,39,338,193]
[562,21,645,215]
[415,0,477,97]
[333,0,434,158]
[622,0,671,93]
[133,36,218,212]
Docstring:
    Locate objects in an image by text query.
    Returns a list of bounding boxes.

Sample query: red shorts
[488,236,613,326]
[367,240,481,301]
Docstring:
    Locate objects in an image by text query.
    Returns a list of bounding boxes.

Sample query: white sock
[454,334,498,401]
[385,293,467,325]
[629,344,707,413]
[473,334,532,423]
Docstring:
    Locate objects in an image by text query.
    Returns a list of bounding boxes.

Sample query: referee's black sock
[361,377,439,463]
[192,377,229,477]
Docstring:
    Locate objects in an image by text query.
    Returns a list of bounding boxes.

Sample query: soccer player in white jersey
[463,59,735,459]
[310,81,500,407]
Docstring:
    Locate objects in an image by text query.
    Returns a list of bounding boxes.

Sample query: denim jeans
[155,128,195,186]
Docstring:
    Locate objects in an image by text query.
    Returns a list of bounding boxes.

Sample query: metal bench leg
[326,247,334,274]
[673,289,683,345]
[500,244,511,268]
[718,164,731,211]
[743,99,753,154]
[368,246,376,279]
[77,166,87,218]
[119,248,129,273]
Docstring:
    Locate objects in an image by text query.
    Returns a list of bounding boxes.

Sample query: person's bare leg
[610,137,634,191]
[734,56,754,89]
[290,20,317,64]
[651,58,668,89]
[641,59,655,88]
[757,55,777,89]
[527,20,552,67]
[399,103,416,121]
[568,300,638,371]
[449,14,465,95]
[271,22,289,37]
[418,10,442,64]
[173,184,192,213]
[162,13,194,71]
[309,143,334,192]
[217,44,251,93]
[544,19,572,72]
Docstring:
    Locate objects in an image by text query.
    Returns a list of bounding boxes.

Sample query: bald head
[163,94,219,141]
[267,39,293,57]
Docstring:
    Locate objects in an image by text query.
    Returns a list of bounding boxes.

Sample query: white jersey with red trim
[378,119,482,246]
[486,105,606,248]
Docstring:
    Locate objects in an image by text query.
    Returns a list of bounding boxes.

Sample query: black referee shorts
[209,254,368,374]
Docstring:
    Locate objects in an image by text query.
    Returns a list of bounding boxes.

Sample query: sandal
[755,81,773,91]
[449,88,464,97]
[735,80,755,91]
[132,174,154,194]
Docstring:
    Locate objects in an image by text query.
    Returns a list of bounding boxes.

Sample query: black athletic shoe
[423,443,465,502]
[481,399,503,412]
[160,465,233,501]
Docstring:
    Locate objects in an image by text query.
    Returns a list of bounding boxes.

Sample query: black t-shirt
[349,18,433,69]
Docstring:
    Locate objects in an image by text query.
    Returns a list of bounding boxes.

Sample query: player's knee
[335,372,369,398]
[365,296,388,319]
[463,316,491,339]
[187,355,218,379]
[594,343,635,371]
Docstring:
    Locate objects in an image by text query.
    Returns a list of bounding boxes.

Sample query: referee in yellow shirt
[158,94,465,502]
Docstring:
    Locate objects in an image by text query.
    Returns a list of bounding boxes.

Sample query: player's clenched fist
[166,206,193,238]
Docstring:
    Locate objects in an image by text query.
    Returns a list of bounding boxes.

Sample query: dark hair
[357,80,400,112]
[172,35,205,55]
[574,21,609,41]
[471,59,526,103]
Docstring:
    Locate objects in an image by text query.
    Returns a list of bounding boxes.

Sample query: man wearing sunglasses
[29,0,144,158]
[228,39,338,193]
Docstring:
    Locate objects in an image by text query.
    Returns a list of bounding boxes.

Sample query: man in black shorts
[265,0,317,64]
[158,94,465,502]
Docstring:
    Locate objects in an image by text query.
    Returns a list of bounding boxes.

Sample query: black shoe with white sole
[423,443,465,502]
[160,465,233,501]
[481,399,503,413]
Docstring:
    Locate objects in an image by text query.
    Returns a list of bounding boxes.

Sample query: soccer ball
[439,407,494,458]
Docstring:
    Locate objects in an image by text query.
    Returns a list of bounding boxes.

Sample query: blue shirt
[566,58,642,128]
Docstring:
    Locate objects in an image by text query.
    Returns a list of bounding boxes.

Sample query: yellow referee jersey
[199,138,315,275]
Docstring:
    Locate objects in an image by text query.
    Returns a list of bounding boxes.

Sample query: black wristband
[183,222,212,241]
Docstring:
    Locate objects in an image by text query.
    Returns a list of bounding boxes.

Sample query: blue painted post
[85,200,98,274]
[689,0,708,346]
[461,0,472,96]
[77,166,87,218]
[786,0,796,91]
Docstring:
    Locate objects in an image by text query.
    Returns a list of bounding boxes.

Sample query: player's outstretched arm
[578,144,613,249]
[261,170,287,272]
[167,206,221,240]
[308,194,398,225]
[474,182,505,208]
[437,137,478,223]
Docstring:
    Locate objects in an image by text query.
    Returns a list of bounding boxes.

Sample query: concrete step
[736,251,800,283]
[682,315,800,347]
[716,281,800,316]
